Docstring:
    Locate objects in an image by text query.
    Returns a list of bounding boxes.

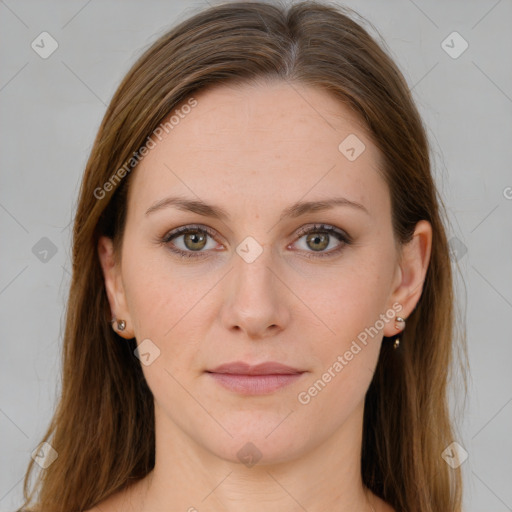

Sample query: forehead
[127,80,388,220]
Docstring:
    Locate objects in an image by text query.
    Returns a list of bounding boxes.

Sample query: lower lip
[207,372,305,395]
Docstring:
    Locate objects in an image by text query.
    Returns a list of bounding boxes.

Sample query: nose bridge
[221,240,289,337]
[232,239,278,307]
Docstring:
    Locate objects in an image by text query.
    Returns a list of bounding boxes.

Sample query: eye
[291,224,351,259]
[160,223,351,260]
[161,225,221,259]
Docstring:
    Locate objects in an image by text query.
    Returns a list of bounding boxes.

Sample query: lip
[206,361,306,395]
[208,361,303,375]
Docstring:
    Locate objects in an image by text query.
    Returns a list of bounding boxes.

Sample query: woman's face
[99,80,430,465]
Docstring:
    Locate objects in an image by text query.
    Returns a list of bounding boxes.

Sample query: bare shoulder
[82,491,119,512]
[83,482,143,512]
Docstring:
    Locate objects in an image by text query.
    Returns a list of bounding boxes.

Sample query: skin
[96,80,431,512]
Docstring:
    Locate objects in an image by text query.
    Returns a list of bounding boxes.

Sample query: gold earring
[393,316,406,349]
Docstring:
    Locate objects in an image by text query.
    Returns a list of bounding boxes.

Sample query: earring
[111,317,126,332]
[393,316,406,350]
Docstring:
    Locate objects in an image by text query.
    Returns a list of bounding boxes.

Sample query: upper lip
[207,361,304,375]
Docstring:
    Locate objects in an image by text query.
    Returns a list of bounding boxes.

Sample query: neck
[134,400,375,512]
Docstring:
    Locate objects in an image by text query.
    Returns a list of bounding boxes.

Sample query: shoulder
[83,479,145,512]
[83,493,119,512]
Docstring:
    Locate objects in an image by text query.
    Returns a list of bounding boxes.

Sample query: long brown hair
[19,2,466,511]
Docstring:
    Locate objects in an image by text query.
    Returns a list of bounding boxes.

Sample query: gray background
[0,0,511,510]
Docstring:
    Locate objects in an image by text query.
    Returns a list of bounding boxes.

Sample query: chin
[198,422,311,467]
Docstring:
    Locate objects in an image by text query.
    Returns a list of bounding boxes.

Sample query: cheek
[121,249,217,372]
[301,254,393,341]
[295,266,389,418]
[122,243,196,332]
[296,247,394,395]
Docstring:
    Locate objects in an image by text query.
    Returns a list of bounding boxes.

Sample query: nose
[220,244,291,340]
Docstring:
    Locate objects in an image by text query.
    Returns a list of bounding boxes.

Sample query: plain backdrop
[1,1,511,510]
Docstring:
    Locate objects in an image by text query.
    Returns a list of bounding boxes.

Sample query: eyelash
[160,223,351,260]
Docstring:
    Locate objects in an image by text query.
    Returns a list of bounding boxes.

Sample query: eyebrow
[145,195,369,220]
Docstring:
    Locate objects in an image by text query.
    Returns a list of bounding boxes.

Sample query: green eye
[293,224,351,259]
[161,223,351,260]
[162,225,218,259]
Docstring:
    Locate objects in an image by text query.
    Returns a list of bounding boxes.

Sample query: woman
[18,1,466,511]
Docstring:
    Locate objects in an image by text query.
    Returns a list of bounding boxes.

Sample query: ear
[97,235,135,339]
[383,220,432,337]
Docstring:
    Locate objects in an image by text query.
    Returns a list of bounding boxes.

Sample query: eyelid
[294,223,351,243]
[162,224,218,242]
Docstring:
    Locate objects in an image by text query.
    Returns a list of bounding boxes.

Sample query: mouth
[205,361,306,395]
